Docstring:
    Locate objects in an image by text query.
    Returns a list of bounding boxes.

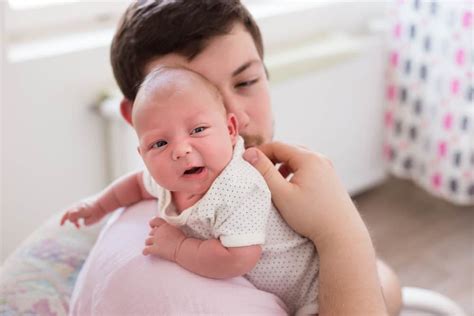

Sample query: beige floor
[353,176,474,315]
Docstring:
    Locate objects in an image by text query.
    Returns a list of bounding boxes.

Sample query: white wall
[2,44,116,261]
[1,1,6,261]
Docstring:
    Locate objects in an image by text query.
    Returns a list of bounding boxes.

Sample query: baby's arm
[144,218,261,279]
[177,238,261,279]
[61,171,154,227]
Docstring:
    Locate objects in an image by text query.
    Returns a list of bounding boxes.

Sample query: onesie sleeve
[212,181,271,248]
[142,169,159,197]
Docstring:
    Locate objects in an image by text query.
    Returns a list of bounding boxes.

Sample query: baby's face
[134,78,237,196]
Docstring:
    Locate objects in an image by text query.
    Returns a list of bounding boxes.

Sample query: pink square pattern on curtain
[384,0,473,205]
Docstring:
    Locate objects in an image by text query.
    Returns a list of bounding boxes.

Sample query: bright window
[6,0,129,44]
[8,0,79,10]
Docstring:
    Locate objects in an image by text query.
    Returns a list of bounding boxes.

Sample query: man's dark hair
[111,0,264,101]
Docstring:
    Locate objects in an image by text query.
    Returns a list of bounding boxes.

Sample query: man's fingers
[256,141,308,172]
[278,164,292,179]
[243,147,290,201]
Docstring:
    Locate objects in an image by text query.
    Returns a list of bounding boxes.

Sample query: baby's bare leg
[378,259,402,316]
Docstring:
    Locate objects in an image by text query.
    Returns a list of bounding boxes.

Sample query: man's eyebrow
[232,60,261,77]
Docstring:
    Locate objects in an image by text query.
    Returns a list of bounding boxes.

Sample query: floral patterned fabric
[384,0,474,205]
[0,212,103,316]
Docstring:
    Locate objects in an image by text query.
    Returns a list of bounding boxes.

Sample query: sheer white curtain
[384,0,473,205]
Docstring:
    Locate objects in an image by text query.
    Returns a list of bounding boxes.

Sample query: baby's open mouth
[184,166,205,175]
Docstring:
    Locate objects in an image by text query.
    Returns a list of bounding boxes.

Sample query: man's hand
[243,142,389,315]
[60,200,105,228]
[143,217,186,261]
[243,142,358,245]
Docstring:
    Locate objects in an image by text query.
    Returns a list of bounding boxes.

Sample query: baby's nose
[172,143,192,160]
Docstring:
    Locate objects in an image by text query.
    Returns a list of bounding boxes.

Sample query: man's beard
[242,119,274,148]
[240,118,275,148]
[242,134,265,148]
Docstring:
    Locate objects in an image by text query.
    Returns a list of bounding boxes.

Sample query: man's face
[144,23,273,147]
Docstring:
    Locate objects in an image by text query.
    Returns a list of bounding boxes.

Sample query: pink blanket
[70,200,288,315]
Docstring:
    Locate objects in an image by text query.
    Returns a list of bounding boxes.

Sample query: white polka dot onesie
[143,137,319,315]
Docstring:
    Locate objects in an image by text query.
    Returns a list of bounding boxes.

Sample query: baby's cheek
[146,161,172,187]
[213,144,234,171]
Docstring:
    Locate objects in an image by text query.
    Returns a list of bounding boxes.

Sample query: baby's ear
[227,113,239,145]
[137,146,142,156]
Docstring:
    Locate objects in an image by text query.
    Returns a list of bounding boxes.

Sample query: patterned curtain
[384,0,473,205]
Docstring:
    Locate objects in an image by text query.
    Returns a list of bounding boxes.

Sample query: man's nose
[172,142,192,160]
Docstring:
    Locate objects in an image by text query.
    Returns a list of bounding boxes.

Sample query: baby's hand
[60,201,105,228]
[143,217,186,262]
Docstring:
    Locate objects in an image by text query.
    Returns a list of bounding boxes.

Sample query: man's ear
[120,98,133,126]
[227,113,239,145]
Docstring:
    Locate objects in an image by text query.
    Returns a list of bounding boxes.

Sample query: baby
[61,67,319,315]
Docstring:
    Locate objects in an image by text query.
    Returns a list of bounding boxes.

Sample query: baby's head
[132,66,238,195]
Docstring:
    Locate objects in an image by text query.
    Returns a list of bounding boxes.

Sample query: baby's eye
[191,126,207,134]
[151,140,167,149]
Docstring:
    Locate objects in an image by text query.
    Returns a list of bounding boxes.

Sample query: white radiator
[268,32,388,194]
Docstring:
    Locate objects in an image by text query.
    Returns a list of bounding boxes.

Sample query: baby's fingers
[60,213,69,226]
[67,212,82,224]
[60,212,80,228]
[149,217,166,228]
[70,218,80,228]
[66,210,84,228]
[142,245,159,256]
[83,212,99,226]
[83,217,94,226]
[145,237,154,246]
